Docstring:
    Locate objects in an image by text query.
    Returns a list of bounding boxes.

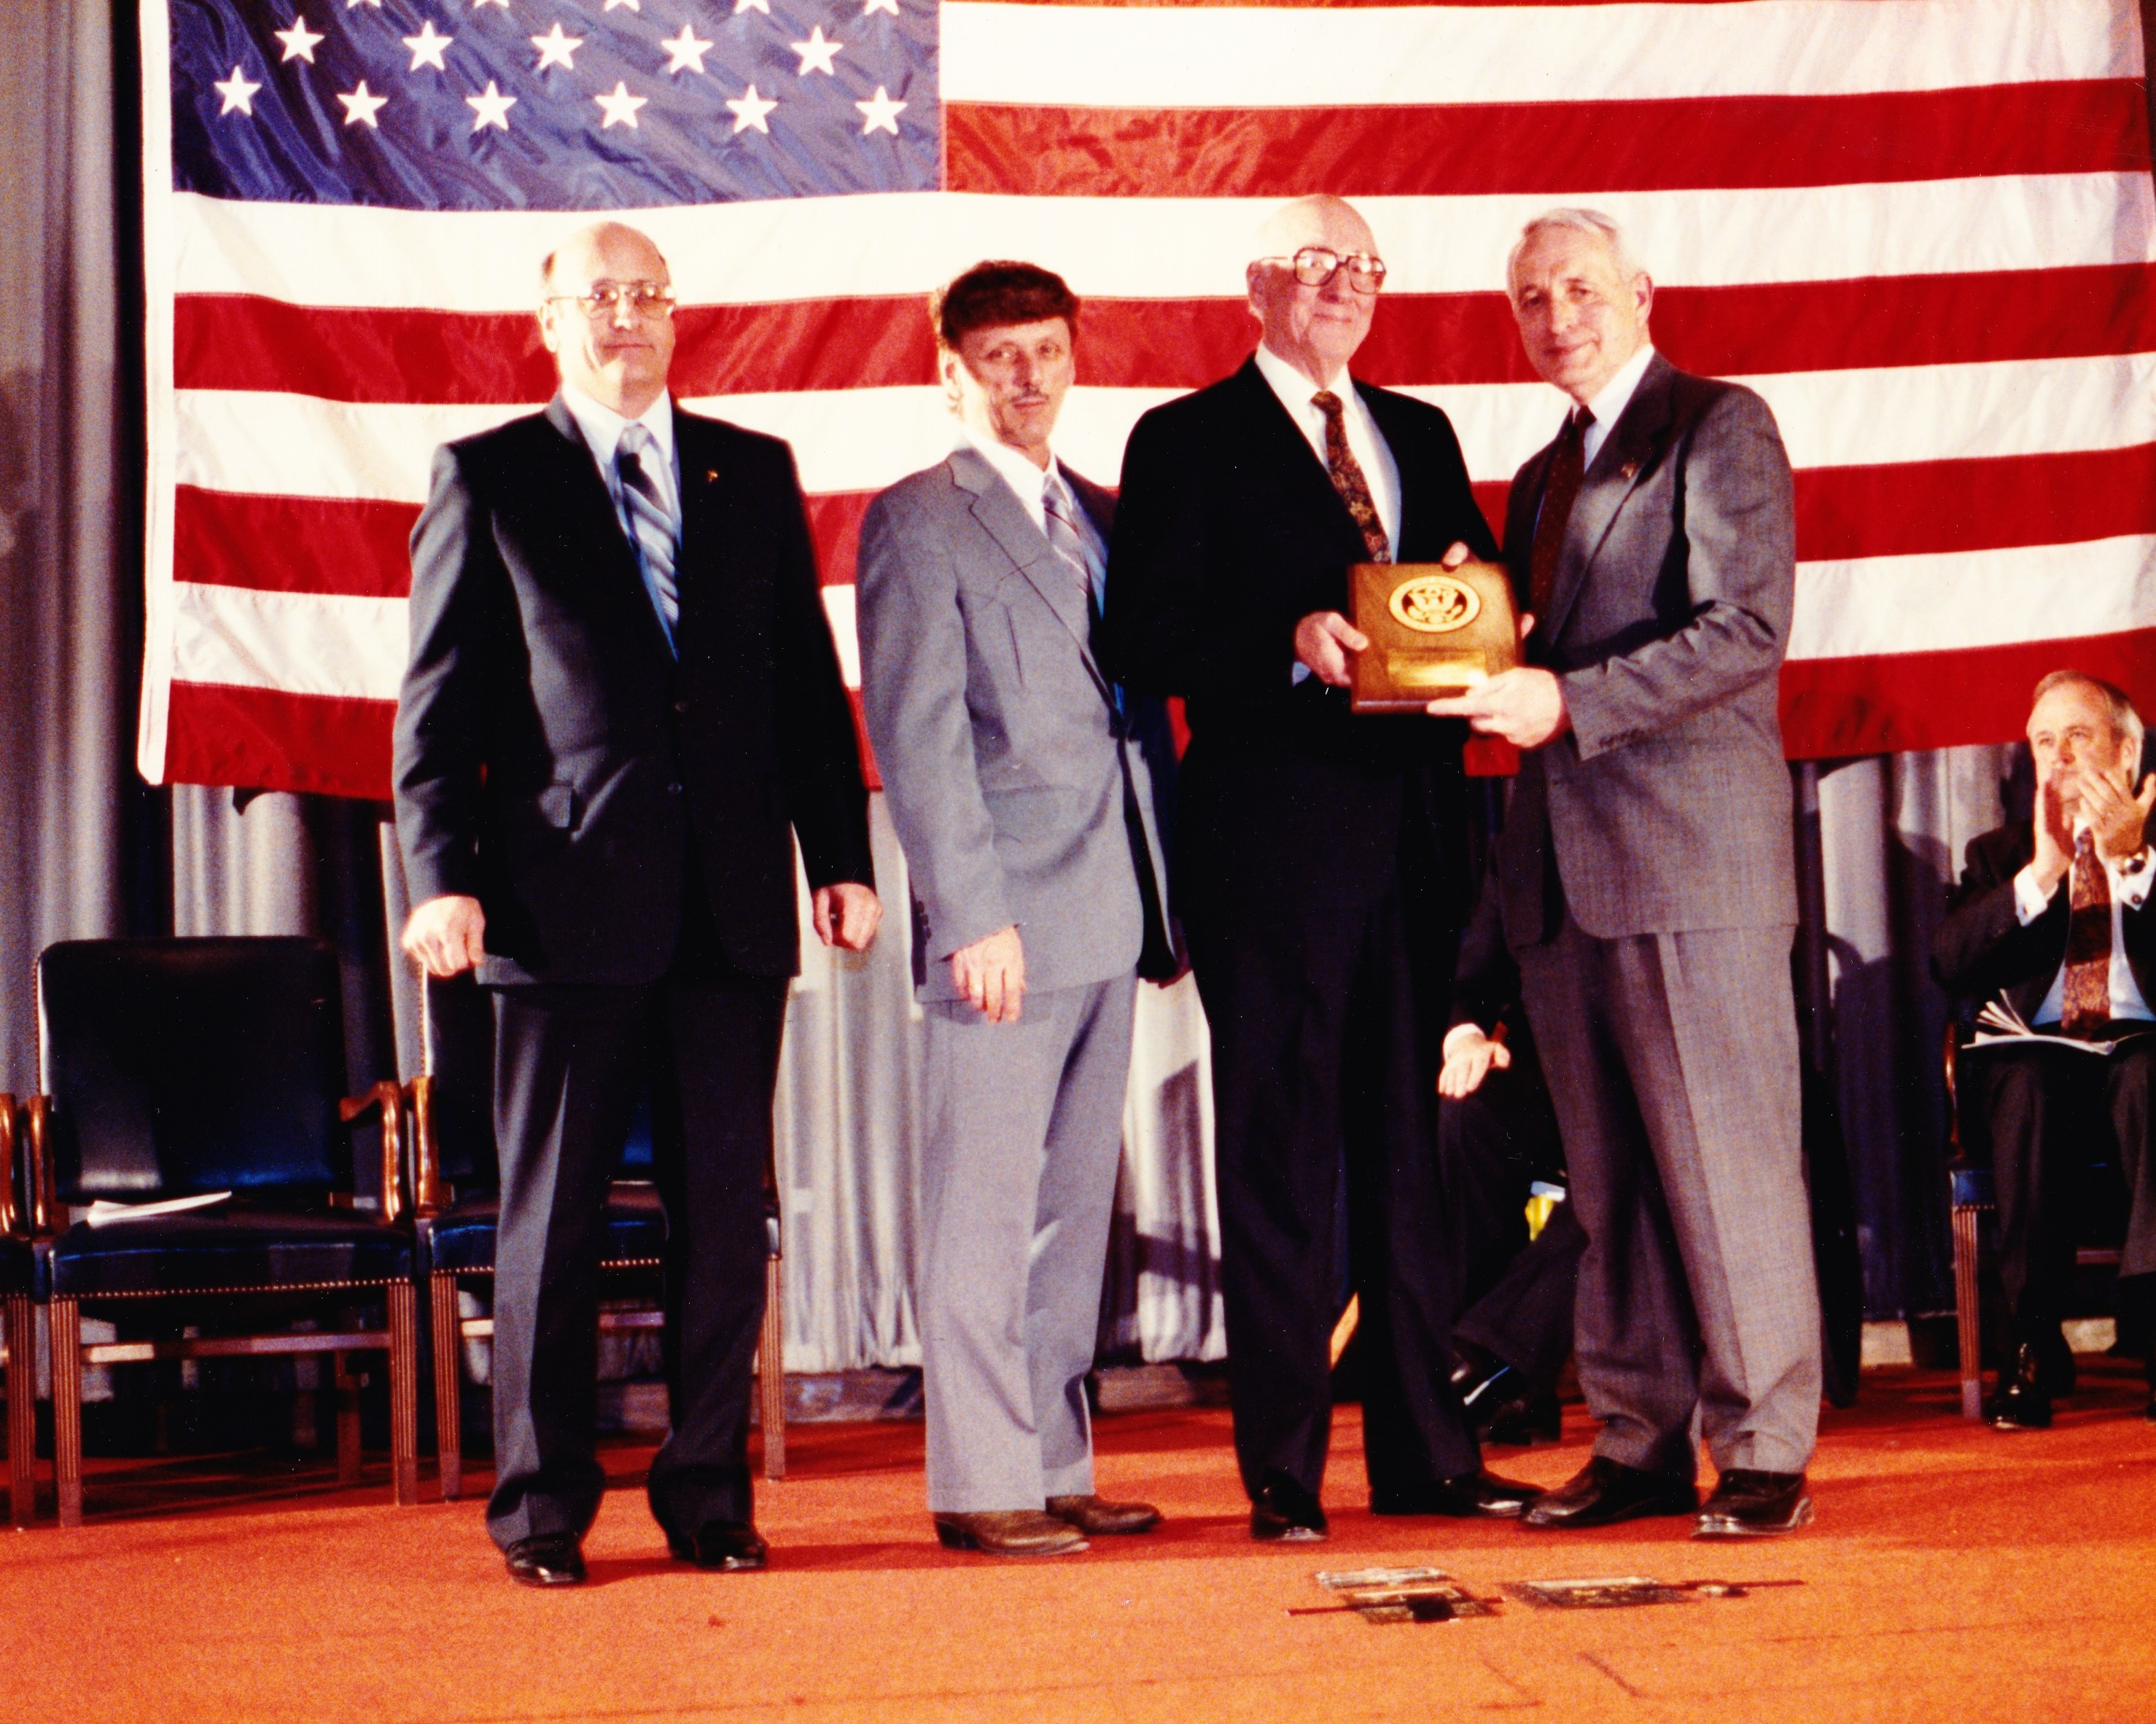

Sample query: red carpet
[3,1360,2153,1723]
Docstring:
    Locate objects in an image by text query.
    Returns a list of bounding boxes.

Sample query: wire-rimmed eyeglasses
[1257,246,1388,295]
[545,280,677,319]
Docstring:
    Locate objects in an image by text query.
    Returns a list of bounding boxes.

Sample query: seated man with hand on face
[1934,671,2156,1429]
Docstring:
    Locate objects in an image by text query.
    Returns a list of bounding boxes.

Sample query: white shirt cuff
[1441,1023,1486,1061]
[2012,864,2055,925]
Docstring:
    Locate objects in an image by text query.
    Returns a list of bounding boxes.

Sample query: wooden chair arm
[23,1095,58,1239]
[340,1081,407,1224]
[403,1074,447,1217]
[0,1093,17,1238]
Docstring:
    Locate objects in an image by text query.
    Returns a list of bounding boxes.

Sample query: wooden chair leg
[5,1296,36,1528]
[1952,1203,1985,1421]
[332,1351,362,1487]
[51,1298,82,1529]
[429,1271,464,1501]
[759,1256,785,1483]
[388,1282,420,1507]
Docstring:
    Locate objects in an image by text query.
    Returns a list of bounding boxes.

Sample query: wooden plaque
[1347,560,1519,714]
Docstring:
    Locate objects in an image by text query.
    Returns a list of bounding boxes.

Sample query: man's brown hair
[932,261,1078,349]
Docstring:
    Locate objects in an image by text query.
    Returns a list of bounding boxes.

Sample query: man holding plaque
[1102,195,1533,1541]
[1431,209,1820,1539]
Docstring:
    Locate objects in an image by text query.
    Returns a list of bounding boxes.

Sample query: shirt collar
[956,421,1064,509]
[1579,343,1655,439]
[560,381,676,474]
[1253,341,1354,418]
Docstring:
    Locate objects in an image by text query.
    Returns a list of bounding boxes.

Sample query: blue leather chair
[24,937,420,1524]
[408,975,787,1498]
[2,1094,36,1527]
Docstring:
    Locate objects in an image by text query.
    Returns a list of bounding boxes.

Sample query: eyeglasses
[1258,246,1388,295]
[545,280,677,319]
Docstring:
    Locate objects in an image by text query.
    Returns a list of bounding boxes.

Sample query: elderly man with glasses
[1100,194,1538,1541]
[394,220,880,1587]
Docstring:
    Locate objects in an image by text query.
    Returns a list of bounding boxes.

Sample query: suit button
[666,781,683,795]
[673,698,690,714]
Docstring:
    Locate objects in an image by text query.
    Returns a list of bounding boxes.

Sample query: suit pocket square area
[536,783,581,830]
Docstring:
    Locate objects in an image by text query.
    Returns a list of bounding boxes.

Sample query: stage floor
[3,1361,2152,1723]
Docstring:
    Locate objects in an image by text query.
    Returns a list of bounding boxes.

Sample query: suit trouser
[485,958,787,1550]
[918,975,1137,1511]
[1188,881,1480,1502]
[1961,1034,2156,1343]
[1517,914,1820,1479]
[1440,1059,1586,1390]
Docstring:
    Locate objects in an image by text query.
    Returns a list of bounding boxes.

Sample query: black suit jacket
[394,395,873,986]
[1934,820,2156,1023]
[1100,357,1497,927]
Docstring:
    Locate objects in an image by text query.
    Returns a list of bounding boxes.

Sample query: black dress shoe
[1371,1470,1543,1519]
[1521,1456,1697,1530]
[1250,1480,1328,1542]
[1987,1343,2052,1430]
[669,1520,769,1571]
[504,1533,586,1588]
[1046,1493,1161,1535]
[1694,1469,1813,1539]
[1452,1348,1562,1446]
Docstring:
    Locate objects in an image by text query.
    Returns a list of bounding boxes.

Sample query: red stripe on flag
[165,682,396,800]
[174,485,419,598]
[804,491,873,585]
[1779,628,2156,758]
[173,265,2156,402]
[948,82,2149,199]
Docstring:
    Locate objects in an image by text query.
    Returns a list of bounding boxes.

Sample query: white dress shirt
[2013,829,2155,1025]
[955,424,1107,604]
[1253,343,1402,555]
[1578,343,1656,471]
[560,381,680,539]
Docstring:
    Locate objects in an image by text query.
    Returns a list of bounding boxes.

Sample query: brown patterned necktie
[1528,408,1592,621]
[1312,390,1390,563]
[2060,826,2113,1037]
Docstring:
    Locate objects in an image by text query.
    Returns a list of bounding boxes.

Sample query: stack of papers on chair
[84,1191,233,1228]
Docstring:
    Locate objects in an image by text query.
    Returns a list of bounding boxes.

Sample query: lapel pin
[1619,461,1639,481]
[704,468,720,484]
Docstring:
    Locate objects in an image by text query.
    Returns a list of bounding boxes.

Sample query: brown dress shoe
[933,1510,1089,1556]
[1046,1493,1161,1535]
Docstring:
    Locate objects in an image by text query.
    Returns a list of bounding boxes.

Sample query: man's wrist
[1441,1023,1489,1061]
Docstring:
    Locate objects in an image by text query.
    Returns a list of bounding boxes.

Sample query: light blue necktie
[615,424,679,650]
[1043,470,1104,610]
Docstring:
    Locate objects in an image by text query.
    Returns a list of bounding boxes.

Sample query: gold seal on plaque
[1348,560,1519,713]
[1388,574,1481,636]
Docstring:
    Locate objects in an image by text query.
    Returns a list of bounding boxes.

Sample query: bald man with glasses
[394,221,879,1587]
[1101,194,1535,1541]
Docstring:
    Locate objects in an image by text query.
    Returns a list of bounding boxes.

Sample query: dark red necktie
[2060,827,2112,1037]
[1528,409,1591,621]
[1312,390,1390,563]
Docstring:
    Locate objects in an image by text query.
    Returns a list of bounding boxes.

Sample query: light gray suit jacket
[857,445,1172,1002]
[1495,352,1799,944]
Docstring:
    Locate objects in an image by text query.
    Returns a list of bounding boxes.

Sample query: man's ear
[938,346,963,409]
[537,303,562,356]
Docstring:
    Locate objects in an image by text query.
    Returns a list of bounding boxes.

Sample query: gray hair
[2031,668,2145,758]
[1506,208,1645,298]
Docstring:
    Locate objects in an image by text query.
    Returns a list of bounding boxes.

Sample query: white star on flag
[733,0,771,13]
[403,21,454,71]
[531,23,582,71]
[337,81,389,126]
[725,83,777,133]
[660,25,712,75]
[594,81,648,128]
[467,79,517,131]
[791,25,841,75]
[855,84,905,135]
[273,16,324,62]
[214,65,261,116]
[861,0,899,15]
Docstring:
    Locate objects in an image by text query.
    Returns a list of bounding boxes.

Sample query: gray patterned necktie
[1043,471,1101,608]
[615,424,680,640]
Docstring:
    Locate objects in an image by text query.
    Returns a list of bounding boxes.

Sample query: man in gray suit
[1431,208,1821,1539]
[857,262,1175,1557]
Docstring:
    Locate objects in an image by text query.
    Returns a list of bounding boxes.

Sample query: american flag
[141,0,2156,799]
